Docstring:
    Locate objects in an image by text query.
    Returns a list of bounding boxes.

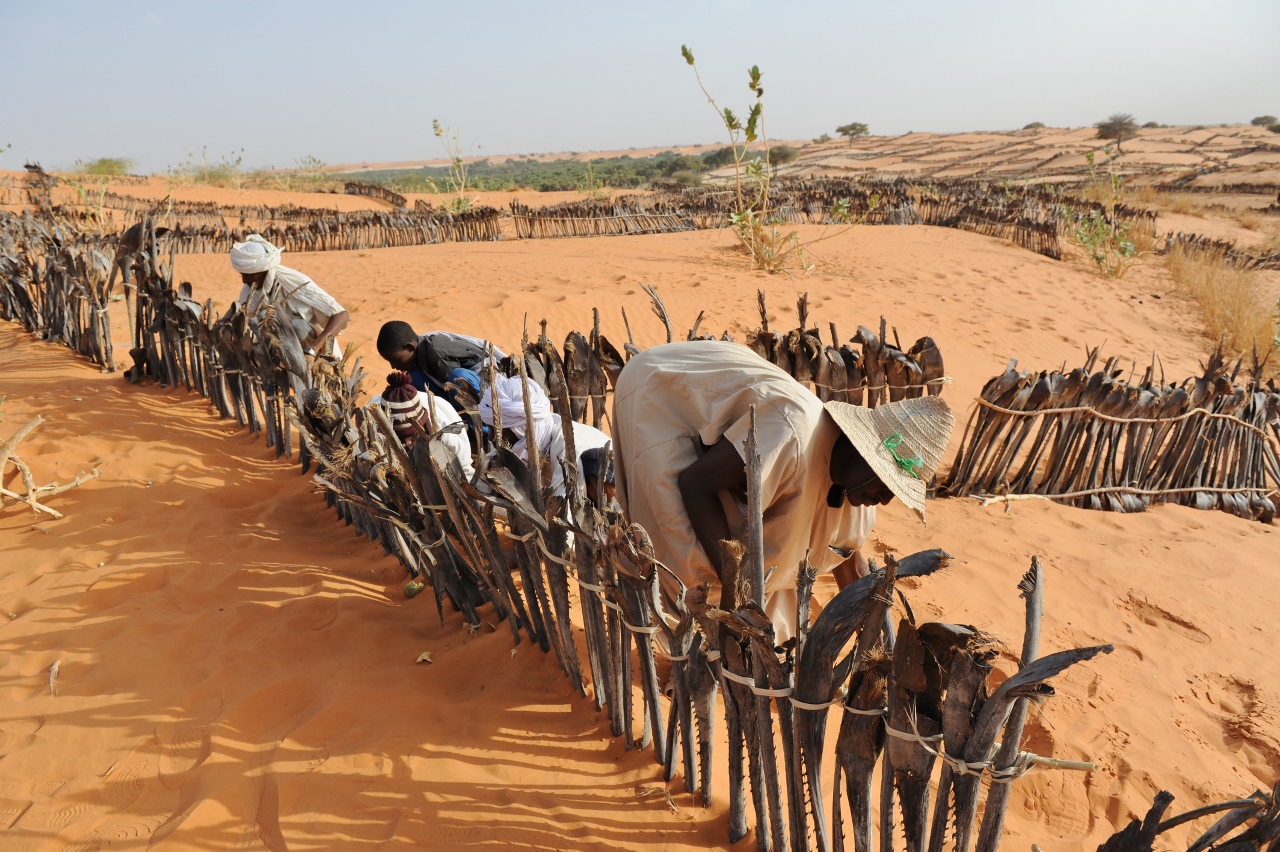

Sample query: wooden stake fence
[941,346,1280,522]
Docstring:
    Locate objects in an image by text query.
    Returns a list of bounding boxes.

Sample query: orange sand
[1,212,1278,850]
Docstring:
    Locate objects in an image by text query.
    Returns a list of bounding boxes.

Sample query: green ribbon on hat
[883,433,924,479]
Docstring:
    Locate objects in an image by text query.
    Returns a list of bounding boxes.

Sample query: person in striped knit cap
[376,372,474,479]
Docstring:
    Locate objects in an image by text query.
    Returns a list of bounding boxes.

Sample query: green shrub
[1060,150,1140,277]
[1022,122,1045,130]
[75,157,135,176]
[836,122,869,145]
[768,145,798,165]
[813,133,832,143]
[1094,113,1138,152]
[341,151,725,194]
[701,147,736,169]
[671,169,702,186]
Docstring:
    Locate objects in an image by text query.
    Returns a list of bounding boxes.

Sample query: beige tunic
[613,341,874,640]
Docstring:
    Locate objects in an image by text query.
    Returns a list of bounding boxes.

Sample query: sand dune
[2,211,1278,849]
[773,124,1280,185]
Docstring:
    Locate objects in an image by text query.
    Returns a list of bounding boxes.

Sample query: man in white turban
[480,375,611,498]
[230,234,348,362]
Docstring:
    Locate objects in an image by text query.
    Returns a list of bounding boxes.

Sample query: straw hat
[823,396,956,522]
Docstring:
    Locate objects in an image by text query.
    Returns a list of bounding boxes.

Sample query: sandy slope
[774,124,1280,184]
[1,220,1278,851]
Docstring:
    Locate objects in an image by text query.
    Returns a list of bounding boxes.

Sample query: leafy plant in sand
[62,174,113,233]
[1060,149,1142,277]
[681,45,876,274]
[576,162,613,199]
[166,147,246,190]
[432,120,479,213]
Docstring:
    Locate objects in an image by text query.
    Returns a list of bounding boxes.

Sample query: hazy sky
[3,0,1277,173]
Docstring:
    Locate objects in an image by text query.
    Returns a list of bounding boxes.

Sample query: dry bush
[1168,194,1201,216]
[1165,243,1276,358]
[1130,221,1161,255]
[1234,208,1265,230]
[1128,184,1159,206]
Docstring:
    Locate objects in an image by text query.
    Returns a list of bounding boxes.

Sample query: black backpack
[415,334,486,385]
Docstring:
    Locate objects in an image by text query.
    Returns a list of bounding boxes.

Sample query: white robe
[612,341,874,642]
[236,265,345,355]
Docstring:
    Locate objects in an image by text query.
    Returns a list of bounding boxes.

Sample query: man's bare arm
[677,439,747,580]
[311,310,349,354]
[833,549,870,590]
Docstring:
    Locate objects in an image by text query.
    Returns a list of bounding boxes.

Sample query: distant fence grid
[344,181,408,209]
[940,346,1280,522]
[1163,231,1280,270]
[510,197,696,238]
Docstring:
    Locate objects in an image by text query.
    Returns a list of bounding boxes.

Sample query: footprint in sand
[157,722,215,787]
[101,749,152,810]
[1181,673,1280,784]
[31,777,65,798]
[0,799,31,830]
[1117,593,1210,644]
[45,802,94,829]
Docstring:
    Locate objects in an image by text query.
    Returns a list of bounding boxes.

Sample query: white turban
[230,234,282,274]
[480,375,558,461]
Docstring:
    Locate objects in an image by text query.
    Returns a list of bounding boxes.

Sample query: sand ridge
[1,213,1278,849]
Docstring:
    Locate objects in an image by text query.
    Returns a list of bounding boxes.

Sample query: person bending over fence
[371,371,474,479]
[230,234,349,373]
[376,321,507,408]
[479,374,611,500]
[611,341,955,642]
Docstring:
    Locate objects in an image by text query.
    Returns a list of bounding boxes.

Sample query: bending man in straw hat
[229,234,349,368]
[612,340,954,642]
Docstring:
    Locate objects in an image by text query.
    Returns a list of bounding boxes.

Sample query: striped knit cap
[383,372,426,441]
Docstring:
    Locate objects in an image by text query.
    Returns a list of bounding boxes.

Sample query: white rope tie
[535,536,577,569]
[989,752,1038,784]
[843,706,889,716]
[720,667,795,698]
[884,724,946,746]
[789,684,849,711]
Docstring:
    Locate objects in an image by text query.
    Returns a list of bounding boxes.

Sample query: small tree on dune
[836,122,869,147]
[1250,115,1277,127]
[1094,113,1139,153]
[768,144,798,177]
